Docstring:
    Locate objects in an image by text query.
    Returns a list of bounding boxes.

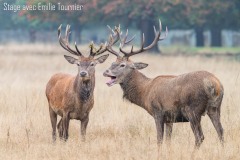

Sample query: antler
[106,25,135,58]
[88,25,122,57]
[58,25,111,58]
[120,20,168,58]
[119,29,136,50]
[89,41,108,57]
[58,25,83,57]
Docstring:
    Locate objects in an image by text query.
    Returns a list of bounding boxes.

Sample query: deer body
[105,61,224,148]
[46,72,95,141]
[103,21,224,148]
[120,70,223,121]
[46,25,111,141]
[121,69,224,141]
[46,73,94,120]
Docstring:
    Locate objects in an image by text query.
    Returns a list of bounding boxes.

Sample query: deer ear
[133,62,148,70]
[64,55,78,64]
[95,54,109,64]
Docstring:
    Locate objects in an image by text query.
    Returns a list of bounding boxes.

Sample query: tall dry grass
[0,44,239,160]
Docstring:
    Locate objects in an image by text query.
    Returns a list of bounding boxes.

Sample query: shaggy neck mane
[120,69,150,107]
[74,74,95,103]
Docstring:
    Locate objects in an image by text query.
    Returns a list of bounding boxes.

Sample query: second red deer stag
[46,25,118,141]
[103,21,224,148]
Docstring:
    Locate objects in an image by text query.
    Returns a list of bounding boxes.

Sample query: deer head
[103,20,168,86]
[58,25,114,81]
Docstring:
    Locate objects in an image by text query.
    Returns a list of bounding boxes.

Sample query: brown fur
[104,59,224,148]
[46,72,95,141]
[51,24,110,141]
[46,73,95,119]
[122,70,224,148]
[46,54,109,142]
[120,70,223,115]
[103,21,224,148]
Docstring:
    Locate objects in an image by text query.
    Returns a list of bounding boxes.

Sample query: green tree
[203,0,233,46]
[85,0,169,53]
[185,0,238,47]
[23,0,86,42]
[9,0,240,47]
[161,0,239,47]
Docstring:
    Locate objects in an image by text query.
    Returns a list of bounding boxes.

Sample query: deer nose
[80,71,87,77]
[103,70,109,76]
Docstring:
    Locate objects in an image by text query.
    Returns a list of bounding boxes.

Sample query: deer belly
[69,112,81,120]
[164,110,189,123]
[69,108,88,120]
[175,112,189,122]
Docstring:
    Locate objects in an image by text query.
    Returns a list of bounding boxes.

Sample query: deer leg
[57,118,63,139]
[187,111,204,149]
[208,107,224,146]
[62,113,70,141]
[81,115,89,142]
[49,107,57,142]
[165,123,173,142]
[154,111,164,145]
[153,110,164,160]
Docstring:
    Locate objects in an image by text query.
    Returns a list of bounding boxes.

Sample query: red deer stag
[103,21,224,148]
[46,25,117,141]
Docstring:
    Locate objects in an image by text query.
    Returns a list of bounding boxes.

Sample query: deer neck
[120,69,150,107]
[74,74,95,103]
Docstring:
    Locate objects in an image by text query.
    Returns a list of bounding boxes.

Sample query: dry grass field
[0,44,239,160]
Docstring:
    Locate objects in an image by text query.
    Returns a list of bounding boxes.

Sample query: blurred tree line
[1,0,239,50]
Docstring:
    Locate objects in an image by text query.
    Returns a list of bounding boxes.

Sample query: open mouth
[107,76,117,86]
[104,73,117,87]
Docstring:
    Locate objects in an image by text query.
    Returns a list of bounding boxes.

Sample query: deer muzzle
[103,70,117,87]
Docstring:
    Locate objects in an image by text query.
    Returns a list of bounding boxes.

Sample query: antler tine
[89,41,95,57]
[107,47,120,57]
[107,25,117,36]
[90,25,122,57]
[58,25,73,53]
[97,43,104,52]
[89,41,107,57]
[142,33,145,49]
[58,27,70,51]
[153,26,157,35]
[106,33,121,57]
[159,19,162,32]
[112,25,122,44]
[103,25,122,57]
[58,24,62,38]
[75,42,83,56]
[125,34,136,44]
[96,24,137,58]
[158,19,168,41]
[65,25,80,55]
[119,19,167,58]
[122,29,136,47]
[118,28,136,57]
[119,29,128,48]
[94,43,115,56]
[58,24,82,56]
[159,26,168,41]
[93,42,108,56]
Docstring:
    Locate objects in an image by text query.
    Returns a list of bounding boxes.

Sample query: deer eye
[120,64,126,67]
[90,62,95,66]
[77,63,80,66]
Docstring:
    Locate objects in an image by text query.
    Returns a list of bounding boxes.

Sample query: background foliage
[0,0,240,48]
